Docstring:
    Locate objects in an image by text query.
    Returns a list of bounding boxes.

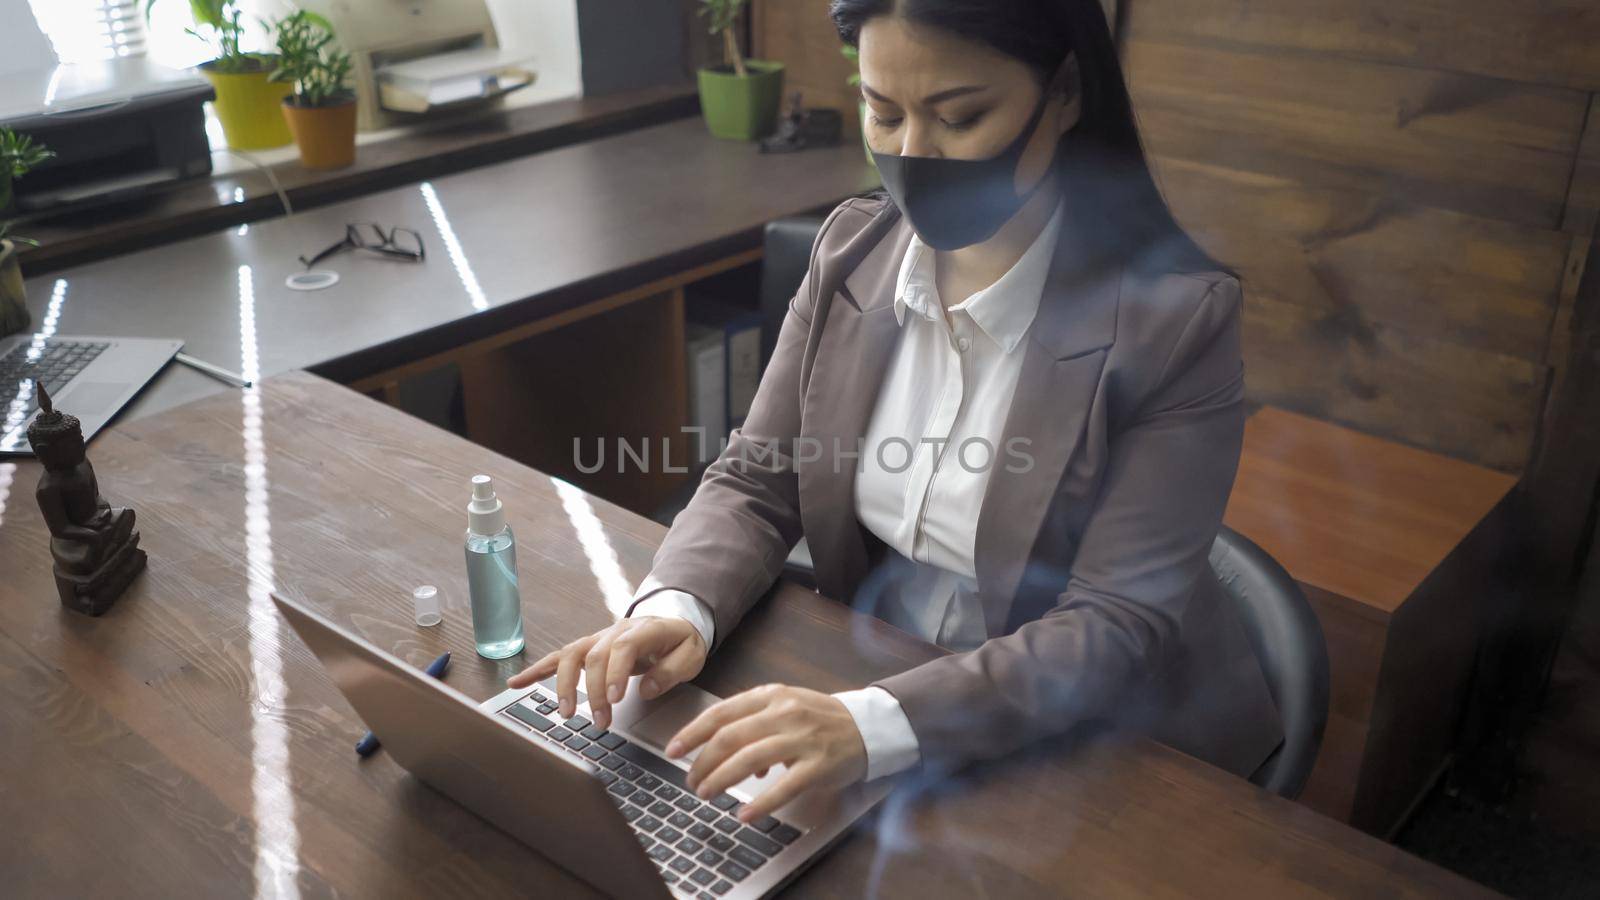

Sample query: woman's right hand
[507,616,708,730]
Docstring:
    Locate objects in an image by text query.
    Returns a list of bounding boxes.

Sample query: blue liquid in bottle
[465,475,525,659]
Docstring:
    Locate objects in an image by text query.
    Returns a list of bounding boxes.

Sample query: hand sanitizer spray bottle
[465,475,525,659]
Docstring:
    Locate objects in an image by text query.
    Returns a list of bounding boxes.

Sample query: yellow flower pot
[201,60,293,151]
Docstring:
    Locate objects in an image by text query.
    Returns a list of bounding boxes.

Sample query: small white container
[413,584,442,627]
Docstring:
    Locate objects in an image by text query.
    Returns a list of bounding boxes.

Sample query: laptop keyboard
[0,338,111,419]
[502,691,806,897]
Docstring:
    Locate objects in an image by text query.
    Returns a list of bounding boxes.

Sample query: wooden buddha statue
[27,383,146,615]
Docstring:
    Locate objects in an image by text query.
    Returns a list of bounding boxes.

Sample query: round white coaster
[286,270,340,291]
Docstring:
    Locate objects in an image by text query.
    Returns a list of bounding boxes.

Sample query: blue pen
[356,651,451,757]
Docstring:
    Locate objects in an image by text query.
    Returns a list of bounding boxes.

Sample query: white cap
[413,585,441,627]
[467,474,505,535]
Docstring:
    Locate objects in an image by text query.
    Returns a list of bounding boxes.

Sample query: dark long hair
[830,0,1228,278]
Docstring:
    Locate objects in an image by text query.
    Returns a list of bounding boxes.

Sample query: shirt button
[957,337,971,352]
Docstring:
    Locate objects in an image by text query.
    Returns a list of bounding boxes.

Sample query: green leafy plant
[841,45,861,88]
[0,129,54,246]
[699,0,750,77]
[269,10,353,108]
[143,0,271,73]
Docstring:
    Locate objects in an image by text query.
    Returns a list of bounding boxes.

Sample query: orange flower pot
[281,97,358,170]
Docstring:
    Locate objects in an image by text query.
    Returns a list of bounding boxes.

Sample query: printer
[0,55,214,218]
[301,0,535,132]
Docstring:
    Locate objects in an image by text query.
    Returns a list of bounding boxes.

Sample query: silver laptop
[0,333,183,454]
[271,593,889,899]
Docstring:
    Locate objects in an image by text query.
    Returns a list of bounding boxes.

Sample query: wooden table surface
[1227,406,1519,617]
[0,372,1496,898]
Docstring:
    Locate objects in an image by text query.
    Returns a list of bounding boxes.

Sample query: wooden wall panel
[1155,158,1569,363]
[1124,38,1587,231]
[1147,154,1568,469]
[752,1,862,137]
[1243,291,1545,471]
[1120,6,1597,471]
[1122,0,1600,93]
[1564,95,1600,236]
[752,1,1121,141]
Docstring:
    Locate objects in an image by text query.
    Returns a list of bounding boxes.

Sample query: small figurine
[27,382,146,615]
[760,91,843,154]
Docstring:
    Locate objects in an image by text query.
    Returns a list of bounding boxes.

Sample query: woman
[509,0,1283,825]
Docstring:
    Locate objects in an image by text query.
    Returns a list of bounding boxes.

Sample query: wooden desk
[16,84,701,276]
[19,116,879,511]
[0,372,1494,898]
[1227,407,1519,835]
[20,117,877,422]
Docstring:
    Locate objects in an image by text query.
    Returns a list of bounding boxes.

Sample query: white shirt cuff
[629,582,715,651]
[833,686,920,781]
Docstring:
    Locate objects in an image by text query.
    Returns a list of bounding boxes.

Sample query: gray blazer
[630,195,1284,780]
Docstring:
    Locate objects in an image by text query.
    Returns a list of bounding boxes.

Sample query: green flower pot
[697,60,785,141]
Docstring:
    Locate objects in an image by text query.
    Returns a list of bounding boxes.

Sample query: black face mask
[871,87,1060,252]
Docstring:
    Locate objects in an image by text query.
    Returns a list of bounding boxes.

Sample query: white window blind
[27,0,148,64]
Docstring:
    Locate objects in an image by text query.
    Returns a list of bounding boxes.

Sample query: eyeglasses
[299,222,427,269]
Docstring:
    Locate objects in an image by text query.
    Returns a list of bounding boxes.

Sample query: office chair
[755,216,829,585]
[1210,525,1330,798]
[649,214,826,572]
[759,215,829,367]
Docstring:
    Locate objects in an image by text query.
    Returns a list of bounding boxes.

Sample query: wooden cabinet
[1226,406,1518,834]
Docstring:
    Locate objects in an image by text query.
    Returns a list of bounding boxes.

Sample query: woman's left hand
[665,684,868,823]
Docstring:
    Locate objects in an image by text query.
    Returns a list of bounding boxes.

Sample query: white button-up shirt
[633,197,1064,780]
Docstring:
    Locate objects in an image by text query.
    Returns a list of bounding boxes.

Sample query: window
[27,1,280,69]
[27,0,147,64]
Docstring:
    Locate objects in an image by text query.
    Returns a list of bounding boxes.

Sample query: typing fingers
[690,734,800,801]
[582,632,618,729]
[506,649,561,688]
[600,632,642,725]
[665,685,778,759]
[683,709,787,794]
[738,763,815,823]
[554,634,598,718]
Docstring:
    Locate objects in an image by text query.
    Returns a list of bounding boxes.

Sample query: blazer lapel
[799,208,913,602]
[973,224,1122,633]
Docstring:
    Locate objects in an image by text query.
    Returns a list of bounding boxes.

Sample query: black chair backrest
[759,216,827,367]
[1209,525,1330,798]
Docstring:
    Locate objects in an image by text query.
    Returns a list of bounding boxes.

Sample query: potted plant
[144,0,293,150]
[270,11,357,170]
[696,0,785,140]
[0,129,53,338]
[841,45,873,165]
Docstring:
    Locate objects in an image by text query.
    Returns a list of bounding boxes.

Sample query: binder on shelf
[685,323,726,466]
[684,298,762,465]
